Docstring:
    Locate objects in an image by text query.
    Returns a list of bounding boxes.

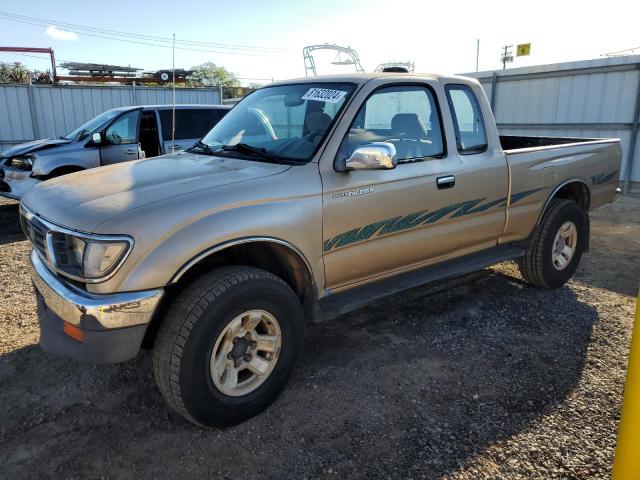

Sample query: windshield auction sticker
[301,88,348,103]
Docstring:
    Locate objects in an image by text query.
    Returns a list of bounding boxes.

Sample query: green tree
[0,62,30,84]
[189,62,239,87]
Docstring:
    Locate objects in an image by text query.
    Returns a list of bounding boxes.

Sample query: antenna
[171,33,176,153]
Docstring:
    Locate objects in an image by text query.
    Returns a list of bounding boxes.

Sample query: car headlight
[47,231,133,281]
[10,154,36,170]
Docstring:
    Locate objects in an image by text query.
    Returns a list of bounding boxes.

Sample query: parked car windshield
[63,109,122,141]
[199,83,355,162]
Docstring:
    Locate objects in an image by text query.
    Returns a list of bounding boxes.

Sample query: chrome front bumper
[29,250,164,330]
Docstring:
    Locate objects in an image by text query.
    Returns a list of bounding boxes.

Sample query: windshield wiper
[221,143,282,163]
[188,140,217,155]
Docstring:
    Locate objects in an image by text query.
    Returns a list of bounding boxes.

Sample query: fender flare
[169,236,314,285]
[536,178,591,225]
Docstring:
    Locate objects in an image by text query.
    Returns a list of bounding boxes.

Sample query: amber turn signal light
[63,321,85,342]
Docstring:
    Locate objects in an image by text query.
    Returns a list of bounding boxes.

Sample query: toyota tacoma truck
[20,73,621,427]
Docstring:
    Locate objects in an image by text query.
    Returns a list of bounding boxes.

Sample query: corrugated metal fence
[464,55,640,193]
[0,83,222,152]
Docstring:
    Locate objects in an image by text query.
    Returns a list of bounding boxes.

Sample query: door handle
[436,175,455,189]
[125,149,137,155]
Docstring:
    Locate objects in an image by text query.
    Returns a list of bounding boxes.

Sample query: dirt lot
[0,196,638,480]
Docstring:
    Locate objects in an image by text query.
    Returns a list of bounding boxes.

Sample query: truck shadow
[0,270,598,479]
[0,201,24,245]
[573,196,640,297]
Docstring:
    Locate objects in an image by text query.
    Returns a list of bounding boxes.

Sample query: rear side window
[160,109,223,140]
[445,85,488,154]
[340,85,444,163]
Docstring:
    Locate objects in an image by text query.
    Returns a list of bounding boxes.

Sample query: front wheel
[152,266,304,427]
[517,199,589,289]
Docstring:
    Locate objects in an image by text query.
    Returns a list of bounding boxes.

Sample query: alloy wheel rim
[210,309,282,397]
[551,221,578,271]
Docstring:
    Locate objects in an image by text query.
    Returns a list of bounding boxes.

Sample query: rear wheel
[517,199,588,289]
[152,266,304,427]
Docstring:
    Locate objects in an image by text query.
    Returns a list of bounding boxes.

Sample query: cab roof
[269,72,477,87]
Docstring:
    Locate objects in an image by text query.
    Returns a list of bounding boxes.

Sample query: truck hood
[1,138,71,158]
[21,151,291,232]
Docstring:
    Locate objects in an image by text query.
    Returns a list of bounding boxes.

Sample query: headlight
[10,154,35,170]
[47,232,132,281]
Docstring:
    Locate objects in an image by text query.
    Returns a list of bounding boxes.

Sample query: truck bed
[500,135,605,152]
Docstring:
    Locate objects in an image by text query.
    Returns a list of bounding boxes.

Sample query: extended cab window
[160,109,223,140]
[340,85,444,163]
[445,85,488,154]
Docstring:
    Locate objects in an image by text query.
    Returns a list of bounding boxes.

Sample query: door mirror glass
[345,142,397,171]
[91,132,102,144]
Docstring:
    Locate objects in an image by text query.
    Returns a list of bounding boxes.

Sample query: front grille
[20,210,49,259]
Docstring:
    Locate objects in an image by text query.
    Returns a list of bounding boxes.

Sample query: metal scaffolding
[303,44,364,77]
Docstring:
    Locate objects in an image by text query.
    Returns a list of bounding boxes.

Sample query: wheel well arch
[539,180,590,221]
[36,165,85,180]
[142,239,316,348]
[170,238,315,297]
[527,179,591,254]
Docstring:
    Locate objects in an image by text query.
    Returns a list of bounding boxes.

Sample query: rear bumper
[0,167,40,200]
[29,250,164,363]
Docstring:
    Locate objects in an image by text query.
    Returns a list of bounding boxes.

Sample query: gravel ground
[0,196,638,479]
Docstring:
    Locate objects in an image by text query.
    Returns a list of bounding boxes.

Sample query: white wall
[0,84,222,152]
[464,56,640,183]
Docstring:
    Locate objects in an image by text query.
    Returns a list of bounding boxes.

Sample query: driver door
[100,109,142,165]
[321,82,508,290]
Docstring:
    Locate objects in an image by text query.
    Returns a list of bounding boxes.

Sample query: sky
[0,0,639,85]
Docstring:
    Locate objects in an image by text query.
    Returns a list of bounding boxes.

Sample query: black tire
[517,199,588,289]
[152,266,304,427]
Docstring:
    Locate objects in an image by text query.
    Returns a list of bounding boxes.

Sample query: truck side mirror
[92,132,102,145]
[343,142,397,171]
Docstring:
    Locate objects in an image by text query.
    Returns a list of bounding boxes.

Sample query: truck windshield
[198,83,355,162]
[63,110,122,141]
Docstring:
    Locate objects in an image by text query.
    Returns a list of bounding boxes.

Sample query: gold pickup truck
[20,73,622,427]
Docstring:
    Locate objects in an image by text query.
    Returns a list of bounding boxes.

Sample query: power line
[0,11,295,53]
[0,16,279,57]
[0,11,297,57]
[603,46,640,57]
[0,51,73,64]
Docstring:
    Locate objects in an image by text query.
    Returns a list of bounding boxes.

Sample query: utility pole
[171,33,176,153]
[501,44,513,70]
[476,39,480,72]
